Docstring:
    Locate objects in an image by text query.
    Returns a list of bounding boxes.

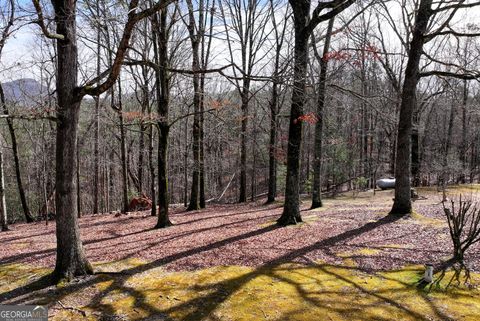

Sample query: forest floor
[1,187,480,320]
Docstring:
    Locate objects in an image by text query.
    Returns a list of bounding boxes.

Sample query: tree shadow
[0,213,464,321]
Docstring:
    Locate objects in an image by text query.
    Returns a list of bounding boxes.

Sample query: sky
[2,1,480,84]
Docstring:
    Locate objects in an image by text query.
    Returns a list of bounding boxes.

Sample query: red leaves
[323,50,351,62]
[208,98,231,110]
[323,44,380,65]
[294,112,319,125]
[128,194,153,212]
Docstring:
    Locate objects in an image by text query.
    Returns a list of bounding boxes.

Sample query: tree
[185,0,207,211]
[0,0,34,223]
[311,17,334,209]
[0,133,7,231]
[390,0,432,214]
[32,0,175,280]
[390,0,480,215]
[0,71,10,232]
[277,0,355,226]
[266,0,290,204]
[220,0,271,203]
[151,4,174,228]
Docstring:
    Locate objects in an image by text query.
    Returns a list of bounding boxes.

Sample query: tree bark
[52,0,92,280]
[0,143,8,231]
[390,0,432,215]
[238,80,250,203]
[278,0,354,224]
[411,123,420,187]
[460,79,468,183]
[186,0,203,211]
[76,136,81,218]
[266,84,278,204]
[152,8,172,227]
[149,123,157,217]
[199,73,206,208]
[93,0,101,215]
[277,2,310,226]
[156,124,172,227]
[311,17,334,209]
[266,0,287,204]
[117,79,129,214]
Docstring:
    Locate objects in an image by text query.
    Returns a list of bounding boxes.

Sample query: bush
[437,195,480,286]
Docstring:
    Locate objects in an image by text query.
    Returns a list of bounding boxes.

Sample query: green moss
[2,261,479,321]
[0,263,50,294]
[409,210,445,227]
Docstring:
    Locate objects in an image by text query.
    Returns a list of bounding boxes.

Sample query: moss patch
[409,211,445,228]
[0,263,50,294]
[2,261,480,321]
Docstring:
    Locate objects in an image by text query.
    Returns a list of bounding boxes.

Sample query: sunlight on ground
[1,259,479,321]
[417,184,480,198]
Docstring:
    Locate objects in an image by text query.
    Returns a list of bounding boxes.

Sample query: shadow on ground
[1,212,479,320]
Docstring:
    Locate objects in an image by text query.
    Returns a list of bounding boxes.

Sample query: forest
[1,0,480,320]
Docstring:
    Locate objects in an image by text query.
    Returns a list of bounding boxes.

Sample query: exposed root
[57,300,87,317]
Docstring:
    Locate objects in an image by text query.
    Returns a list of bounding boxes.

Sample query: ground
[1,187,480,320]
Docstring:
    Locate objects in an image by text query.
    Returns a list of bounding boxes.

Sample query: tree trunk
[267,87,278,203]
[156,125,172,227]
[93,1,101,214]
[153,8,172,227]
[183,118,189,207]
[390,0,432,215]
[52,0,93,279]
[76,136,81,218]
[411,124,420,186]
[239,81,250,203]
[266,0,287,204]
[138,123,145,194]
[0,83,34,223]
[54,97,93,279]
[277,4,310,225]
[138,64,149,194]
[149,115,157,217]
[311,17,334,209]
[118,80,129,214]
[441,100,455,191]
[0,143,8,231]
[460,79,468,184]
[187,0,202,211]
[199,73,206,208]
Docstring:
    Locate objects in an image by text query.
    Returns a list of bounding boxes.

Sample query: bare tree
[220,0,271,203]
[390,0,480,215]
[277,0,355,226]
[0,133,7,231]
[32,0,175,280]
[311,17,334,209]
[266,0,290,204]
[0,0,34,223]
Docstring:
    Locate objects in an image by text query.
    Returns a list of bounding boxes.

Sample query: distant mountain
[1,78,46,106]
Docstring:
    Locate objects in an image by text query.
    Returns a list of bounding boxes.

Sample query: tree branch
[425,26,480,40]
[78,0,177,97]
[420,70,480,80]
[31,0,65,40]
[308,0,357,34]
[432,0,480,13]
